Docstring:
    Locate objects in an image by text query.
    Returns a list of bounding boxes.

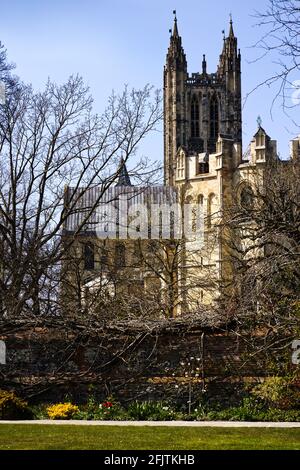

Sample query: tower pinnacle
[229,14,234,38]
[166,10,186,70]
[172,10,179,37]
[202,54,207,74]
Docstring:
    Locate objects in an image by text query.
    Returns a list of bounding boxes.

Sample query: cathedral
[62,14,300,316]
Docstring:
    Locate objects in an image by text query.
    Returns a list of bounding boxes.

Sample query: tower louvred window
[210,96,219,140]
[191,96,200,138]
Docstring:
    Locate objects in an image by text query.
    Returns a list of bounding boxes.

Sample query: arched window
[210,95,219,140]
[191,96,200,138]
[100,245,109,267]
[198,194,204,212]
[195,195,204,234]
[84,243,95,271]
[207,193,218,228]
[240,185,254,210]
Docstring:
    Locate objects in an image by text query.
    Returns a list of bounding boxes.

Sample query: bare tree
[0,42,15,86]
[220,159,300,366]
[0,45,162,318]
[253,0,300,121]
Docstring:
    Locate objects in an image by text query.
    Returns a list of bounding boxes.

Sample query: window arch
[185,195,193,205]
[198,195,204,228]
[210,95,219,140]
[207,193,218,228]
[191,95,200,138]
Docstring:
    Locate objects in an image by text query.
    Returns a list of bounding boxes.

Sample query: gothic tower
[163,14,187,186]
[164,14,242,186]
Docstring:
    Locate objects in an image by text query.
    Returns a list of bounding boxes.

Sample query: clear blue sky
[0,0,298,160]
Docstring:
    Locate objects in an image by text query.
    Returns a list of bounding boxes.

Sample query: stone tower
[164,14,242,185]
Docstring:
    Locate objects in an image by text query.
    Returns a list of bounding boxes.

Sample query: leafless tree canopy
[254,0,300,119]
[0,46,162,318]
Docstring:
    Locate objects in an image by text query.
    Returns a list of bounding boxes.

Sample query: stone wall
[0,319,289,405]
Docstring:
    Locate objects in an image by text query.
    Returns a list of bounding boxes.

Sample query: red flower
[102,401,113,408]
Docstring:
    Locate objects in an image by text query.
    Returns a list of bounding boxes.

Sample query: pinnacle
[229,14,235,38]
[172,10,179,37]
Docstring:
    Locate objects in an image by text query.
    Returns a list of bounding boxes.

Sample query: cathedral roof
[63,185,178,235]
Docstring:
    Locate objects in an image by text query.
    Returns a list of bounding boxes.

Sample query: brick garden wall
[0,319,288,405]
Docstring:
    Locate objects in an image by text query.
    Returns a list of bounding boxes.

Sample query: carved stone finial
[257,115,262,128]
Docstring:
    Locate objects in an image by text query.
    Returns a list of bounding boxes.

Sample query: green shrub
[0,389,32,420]
[31,403,49,420]
[199,397,263,421]
[193,397,300,422]
[188,402,211,421]
[127,401,177,421]
[253,408,300,422]
[75,396,127,421]
[76,395,99,420]
[251,377,299,409]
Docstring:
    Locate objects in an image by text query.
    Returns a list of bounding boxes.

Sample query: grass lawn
[0,424,299,450]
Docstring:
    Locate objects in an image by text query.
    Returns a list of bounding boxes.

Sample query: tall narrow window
[191,96,200,138]
[133,240,142,265]
[198,195,204,230]
[84,243,95,271]
[100,245,109,267]
[207,193,218,229]
[198,194,204,212]
[115,243,125,267]
[199,162,209,174]
[177,152,185,179]
[210,96,219,140]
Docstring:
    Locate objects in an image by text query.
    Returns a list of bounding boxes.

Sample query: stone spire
[166,11,187,70]
[225,15,237,54]
[218,14,240,76]
[172,11,179,37]
[116,157,132,187]
[229,14,234,38]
